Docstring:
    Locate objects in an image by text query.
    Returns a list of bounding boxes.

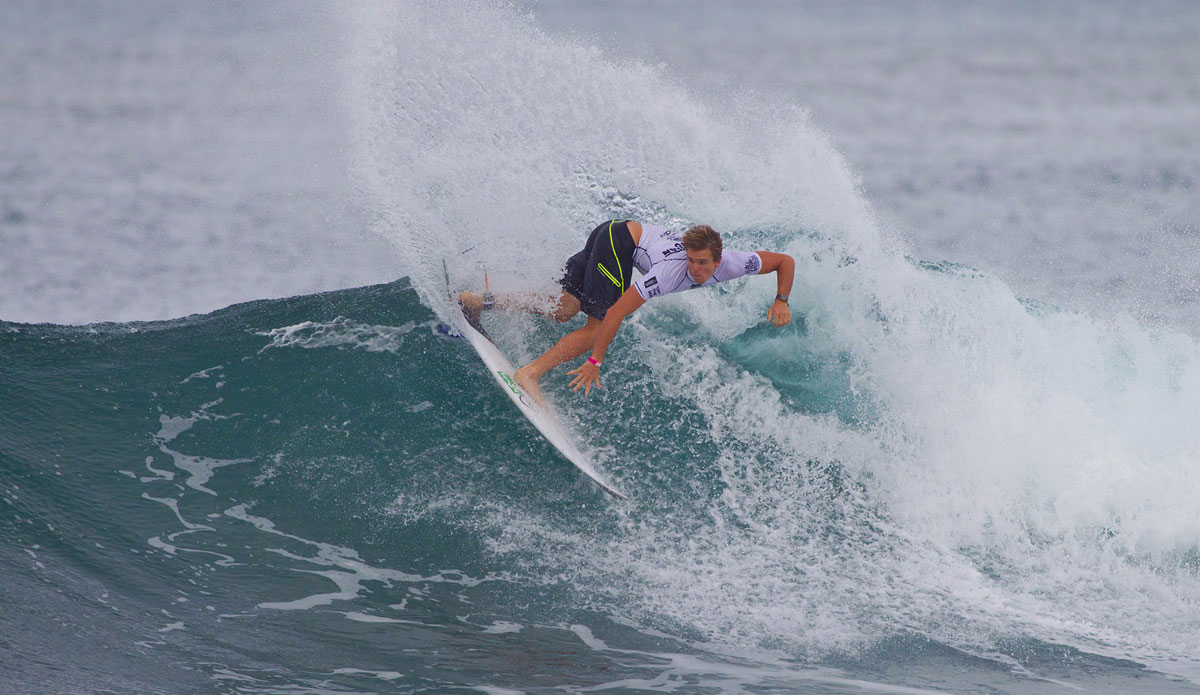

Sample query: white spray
[341,0,1200,680]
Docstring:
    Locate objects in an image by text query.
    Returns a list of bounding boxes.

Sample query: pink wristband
[587,357,601,367]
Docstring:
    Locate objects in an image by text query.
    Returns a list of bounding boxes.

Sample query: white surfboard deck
[451,309,627,500]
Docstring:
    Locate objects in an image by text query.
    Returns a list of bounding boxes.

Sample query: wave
[2,270,1198,692]
[333,0,1200,677]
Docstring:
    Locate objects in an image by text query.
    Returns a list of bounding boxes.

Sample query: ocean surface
[2,2,1199,693]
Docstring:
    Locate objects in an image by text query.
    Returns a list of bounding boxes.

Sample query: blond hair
[681,224,722,261]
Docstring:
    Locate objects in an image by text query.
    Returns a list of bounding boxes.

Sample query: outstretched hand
[767,299,792,327]
[566,361,602,396]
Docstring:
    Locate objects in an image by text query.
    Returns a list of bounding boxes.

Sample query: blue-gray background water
[2,2,1198,693]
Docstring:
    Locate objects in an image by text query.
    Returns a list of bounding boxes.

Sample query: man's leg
[514,316,601,405]
[458,290,580,323]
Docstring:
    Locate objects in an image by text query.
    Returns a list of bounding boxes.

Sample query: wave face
[4,1,1199,693]
[3,274,1198,693]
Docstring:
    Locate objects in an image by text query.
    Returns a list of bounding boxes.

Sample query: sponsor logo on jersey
[644,276,658,288]
[746,255,761,273]
[661,242,684,257]
[647,286,662,297]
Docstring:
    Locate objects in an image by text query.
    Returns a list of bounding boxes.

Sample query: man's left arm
[566,288,646,396]
[756,251,795,327]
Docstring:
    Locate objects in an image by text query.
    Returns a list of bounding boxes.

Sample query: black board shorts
[559,220,636,320]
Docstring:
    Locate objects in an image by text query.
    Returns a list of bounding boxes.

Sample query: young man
[460,220,794,404]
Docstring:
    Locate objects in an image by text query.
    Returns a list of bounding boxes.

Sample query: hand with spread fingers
[566,359,602,396]
[767,298,791,327]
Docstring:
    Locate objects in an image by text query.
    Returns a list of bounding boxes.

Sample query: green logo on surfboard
[497,370,522,395]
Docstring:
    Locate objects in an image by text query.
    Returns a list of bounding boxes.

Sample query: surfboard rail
[451,309,628,500]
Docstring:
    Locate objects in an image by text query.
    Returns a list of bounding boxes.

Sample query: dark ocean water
[3,278,1199,694]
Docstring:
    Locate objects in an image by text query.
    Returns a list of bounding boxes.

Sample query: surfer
[460,220,794,404]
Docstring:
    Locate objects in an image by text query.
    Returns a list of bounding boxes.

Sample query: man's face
[687,249,719,284]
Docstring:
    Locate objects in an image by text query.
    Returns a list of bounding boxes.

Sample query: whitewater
[2,2,1198,693]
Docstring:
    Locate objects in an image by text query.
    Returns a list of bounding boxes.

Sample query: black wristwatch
[775,294,789,304]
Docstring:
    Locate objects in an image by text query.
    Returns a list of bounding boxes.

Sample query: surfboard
[450,308,628,500]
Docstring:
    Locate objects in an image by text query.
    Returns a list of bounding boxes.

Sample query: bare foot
[458,291,484,329]
[513,366,546,408]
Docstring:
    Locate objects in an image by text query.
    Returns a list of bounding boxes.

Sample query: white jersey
[630,225,763,300]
